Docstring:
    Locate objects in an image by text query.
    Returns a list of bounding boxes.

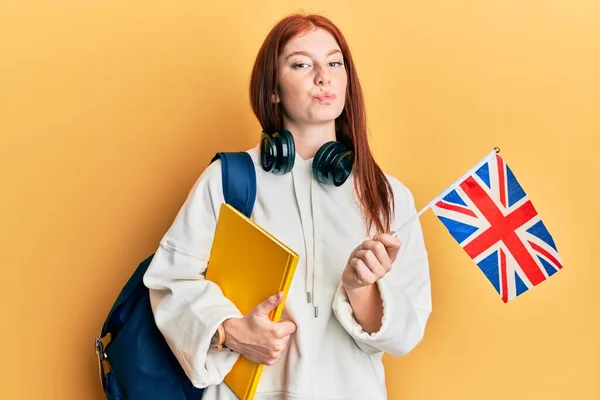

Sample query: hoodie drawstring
[292,157,319,318]
[310,176,319,318]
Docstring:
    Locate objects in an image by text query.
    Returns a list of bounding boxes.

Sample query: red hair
[249,13,394,235]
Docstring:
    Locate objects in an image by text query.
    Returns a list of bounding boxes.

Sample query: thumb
[377,233,402,259]
[252,292,283,317]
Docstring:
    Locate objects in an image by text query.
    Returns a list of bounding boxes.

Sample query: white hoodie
[143,144,432,400]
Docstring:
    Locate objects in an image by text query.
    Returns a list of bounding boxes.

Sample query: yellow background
[1,1,598,399]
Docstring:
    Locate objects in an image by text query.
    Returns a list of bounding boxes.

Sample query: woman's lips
[314,92,336,102]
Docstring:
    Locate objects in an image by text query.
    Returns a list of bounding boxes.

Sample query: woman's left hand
[341,233,402,292]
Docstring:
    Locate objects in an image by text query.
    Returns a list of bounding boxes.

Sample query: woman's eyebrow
[285,49,342,60]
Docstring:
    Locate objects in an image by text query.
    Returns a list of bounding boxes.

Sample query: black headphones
[260,130,354,186]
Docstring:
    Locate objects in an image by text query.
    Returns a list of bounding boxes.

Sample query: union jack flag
[430,151,563,302]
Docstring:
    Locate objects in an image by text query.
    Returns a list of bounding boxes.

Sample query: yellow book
[205,202,300,399]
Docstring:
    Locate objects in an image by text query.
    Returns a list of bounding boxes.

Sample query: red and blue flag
[430,151,563,302]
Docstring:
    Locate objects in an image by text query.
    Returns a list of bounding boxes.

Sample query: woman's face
[274,27,347,128]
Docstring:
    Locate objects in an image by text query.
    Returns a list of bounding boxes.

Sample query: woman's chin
[307,109,344,125]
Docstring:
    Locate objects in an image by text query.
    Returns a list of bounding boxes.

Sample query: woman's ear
[271,92,280,104]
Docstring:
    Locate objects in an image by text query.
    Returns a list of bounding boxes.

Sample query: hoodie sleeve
[332,178,432,357]
[142,159,243,388]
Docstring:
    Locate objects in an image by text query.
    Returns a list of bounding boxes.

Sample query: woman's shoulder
[192,146,261,190]
[384,172,416,205]
[383,172,420,228]
[189,155,224,193]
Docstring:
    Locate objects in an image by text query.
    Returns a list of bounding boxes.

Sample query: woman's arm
[333,180,432,356]
[143,160,243,388]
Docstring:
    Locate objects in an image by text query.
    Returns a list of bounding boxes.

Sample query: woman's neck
[283,121,337,160]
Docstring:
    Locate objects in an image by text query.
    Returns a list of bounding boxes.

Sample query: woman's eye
[291,63,310,69]
[291,61,344,69]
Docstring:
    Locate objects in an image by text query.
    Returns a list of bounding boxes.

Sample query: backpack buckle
[95,335,112,384]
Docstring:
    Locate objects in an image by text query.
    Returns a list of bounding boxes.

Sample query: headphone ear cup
[332,148,354,186]
[273,130,295,174]
[260,130,296,174]
[313,141,354,186]
[260,131,276,172]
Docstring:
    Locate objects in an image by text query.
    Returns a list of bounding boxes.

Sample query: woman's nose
[314,65,331,86]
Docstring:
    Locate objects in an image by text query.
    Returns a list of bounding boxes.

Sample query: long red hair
[249,13,394,235]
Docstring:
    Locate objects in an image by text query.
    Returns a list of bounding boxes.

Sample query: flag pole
[392,147,501,237]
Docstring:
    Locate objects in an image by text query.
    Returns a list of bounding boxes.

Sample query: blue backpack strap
[211,151,256,218]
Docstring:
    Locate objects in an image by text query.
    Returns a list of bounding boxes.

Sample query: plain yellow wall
[1,1,598,399]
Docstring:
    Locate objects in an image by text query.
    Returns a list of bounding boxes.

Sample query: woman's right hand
[222,292,296,366]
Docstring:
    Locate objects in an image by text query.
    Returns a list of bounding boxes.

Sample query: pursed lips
[313,92,336,102]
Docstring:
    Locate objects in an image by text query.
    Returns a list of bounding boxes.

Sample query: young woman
[144,12,432,400]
